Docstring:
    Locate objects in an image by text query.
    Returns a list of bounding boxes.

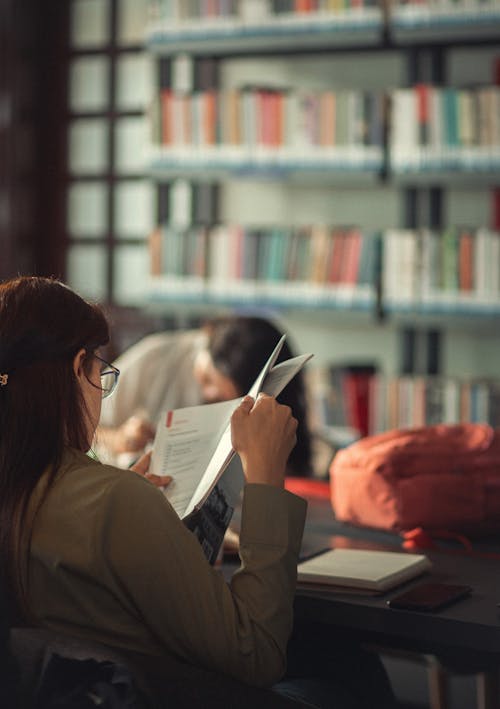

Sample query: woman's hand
[231,394,297,488]
[129,451,172,489]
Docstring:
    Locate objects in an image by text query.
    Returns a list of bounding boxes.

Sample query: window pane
[68,182,108,237]
[113,244,149,304]
[67,244,107,301]
[114,116,148,173]
[71,0,110,49]
[69,119,108,174]
[69,57,109,112]
[117,0,149,45]
[116,54,153,110]
[115,181,155,239]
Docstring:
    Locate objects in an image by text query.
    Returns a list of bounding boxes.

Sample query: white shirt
[100,329,207,430]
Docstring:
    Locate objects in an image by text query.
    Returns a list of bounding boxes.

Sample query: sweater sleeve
[97,474,307,687]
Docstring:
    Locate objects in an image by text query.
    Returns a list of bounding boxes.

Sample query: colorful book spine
[361,374,500,435]
[153,86,385,165]
[391,84,500,172]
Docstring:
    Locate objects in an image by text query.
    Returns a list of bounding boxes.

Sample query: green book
[441,226,459,293]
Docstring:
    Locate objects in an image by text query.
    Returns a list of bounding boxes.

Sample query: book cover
[161,88,173,145]
[297,548,432,592]
[343,228,362,285]
[332,363,377,438]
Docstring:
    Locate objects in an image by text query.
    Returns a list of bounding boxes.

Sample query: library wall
[71,0,500,438]
[217,44,500,378]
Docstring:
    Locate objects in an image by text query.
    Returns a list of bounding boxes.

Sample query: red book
[341,366,377,438]
[160,89,173,145]
[272,92,284,147]
[203,90,217,145]
[262,90,276,147]
[295,0,314,11]
[181,95,191,145]
[344,228,362,284]
[458,230,474,292]
[256,90,266,146]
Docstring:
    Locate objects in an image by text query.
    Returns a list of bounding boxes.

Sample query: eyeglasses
[94,354,120,399]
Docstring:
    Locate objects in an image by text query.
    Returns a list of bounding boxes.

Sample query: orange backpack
[329,423,500,537]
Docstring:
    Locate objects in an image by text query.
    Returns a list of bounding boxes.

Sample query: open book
[297,548,432,593]
[150,335,313,563]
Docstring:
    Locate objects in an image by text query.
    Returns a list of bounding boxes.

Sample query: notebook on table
[297,548,432,593]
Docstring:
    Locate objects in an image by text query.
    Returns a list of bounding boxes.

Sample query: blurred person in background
[98,315,313,477]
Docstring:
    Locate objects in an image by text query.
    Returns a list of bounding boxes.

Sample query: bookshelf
[142,1,500,389]
[146,3,383,54]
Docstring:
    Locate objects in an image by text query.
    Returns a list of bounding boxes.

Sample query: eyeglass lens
[100,370,117,398]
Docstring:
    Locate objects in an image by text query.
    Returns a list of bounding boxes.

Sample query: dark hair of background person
[0,276,109,619]
[204,316,312,476]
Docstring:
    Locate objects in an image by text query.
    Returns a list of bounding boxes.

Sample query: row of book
[391,86,500,173]
[148,0,500,24]
[383,227,500,307]
[149,224,379,302]
[309,365,500,441]
[152,87,385,153]
[372,376,500,432]
[149,85,500,173]
[149,0,380,25]
[149,224,500,307]
[391,0,500,28]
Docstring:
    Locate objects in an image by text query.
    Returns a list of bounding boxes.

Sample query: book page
[150,398,241,518]
[246,334,287,399]
[185,343,313,517]
[183,424,234,518]
[151,335,313,523]
[261,353,314,397]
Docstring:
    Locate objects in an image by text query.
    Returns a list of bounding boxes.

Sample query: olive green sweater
[28,448,306,687]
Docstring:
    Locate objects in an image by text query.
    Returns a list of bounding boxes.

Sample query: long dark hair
[0,276,109,617]
[205,316,312,476]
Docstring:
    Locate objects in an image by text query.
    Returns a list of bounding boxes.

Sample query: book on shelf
[390,84,500,173]
[382,226,500,308]
[367,374,500,433]
[309,364,500,437]
[151,85,384,165]
[297,548,432,593]
[149,0,383,27]
[309,362,377,439]
[149,335,313,564]
[341,364,378,438]
[151,221,500,309]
